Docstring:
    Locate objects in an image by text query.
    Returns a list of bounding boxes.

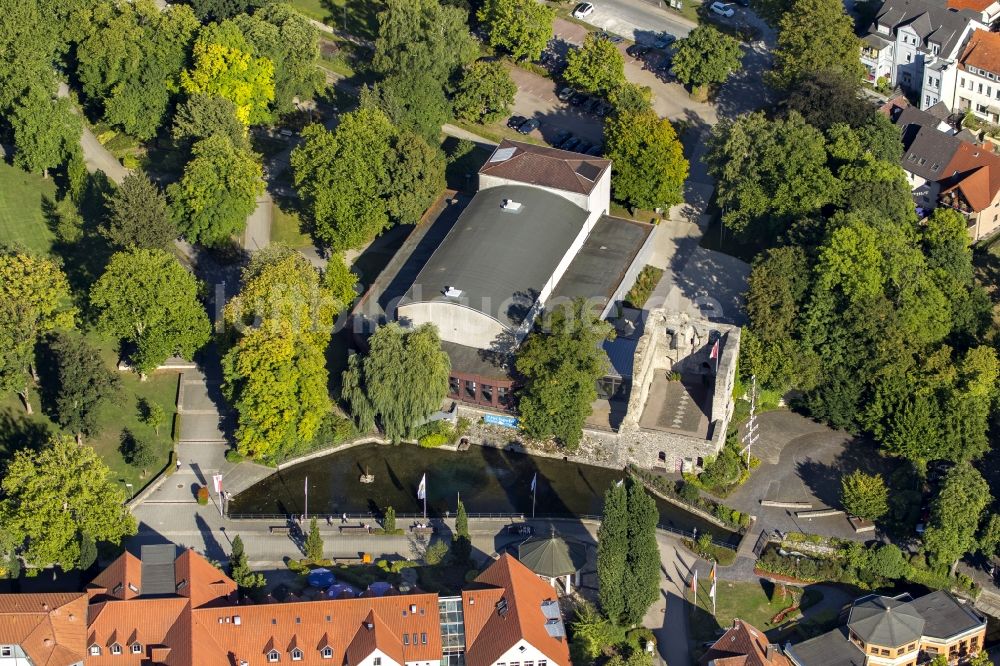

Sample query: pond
[230,443,741,545]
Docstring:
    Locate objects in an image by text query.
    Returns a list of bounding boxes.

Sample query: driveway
[573,0,696,41]
[508,65,607,145]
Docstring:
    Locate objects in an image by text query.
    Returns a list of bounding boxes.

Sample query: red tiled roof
[86,597,189,665]
[479,139,610,195]
[940,141,1000,211]
[960,29,1000,74]
[88,551,142,601]
[0,593,88,666]
[174,548,237,608]
[700,619,791,666]
[949,0,994,14]
[464,554,571,666]
[193,593,442,666]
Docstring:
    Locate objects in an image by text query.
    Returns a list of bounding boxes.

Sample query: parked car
[597,31,624,43]
[582,97,600,113]
[626,43,651,58]
[576,140,593,153]
[507,115,527,130]
[735,0,750,6]
[551,129,571,147]
[710,1,735,16]
[586,145,603,156]
[572,2,595,18]
[653,33,676,49]
[507,524,534,536]
[570,92,587,106]
[557,87,574,102]
[517,118,540,134]
[562,136,581,151]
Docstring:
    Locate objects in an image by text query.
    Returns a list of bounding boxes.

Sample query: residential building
[860,0,983,106]
[0,545,570,666]
[784,591,986,666]
[948,0,1000,27]
[952,29,1000,121]
[699,618,791,666]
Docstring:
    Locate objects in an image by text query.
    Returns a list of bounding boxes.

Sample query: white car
[710,1,735,16]
[572,2,595,18]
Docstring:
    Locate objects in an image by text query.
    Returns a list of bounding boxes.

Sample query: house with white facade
[949,28,1000,121]
[860,0,983,107]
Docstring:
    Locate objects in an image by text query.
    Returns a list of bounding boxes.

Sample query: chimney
[766,644,778,661]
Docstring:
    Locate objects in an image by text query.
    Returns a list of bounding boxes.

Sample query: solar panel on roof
[490,147,517,162]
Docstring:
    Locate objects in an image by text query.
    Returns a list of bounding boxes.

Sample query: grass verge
[0,161,57,255]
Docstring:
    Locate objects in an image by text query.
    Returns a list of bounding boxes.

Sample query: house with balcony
[950,28,1000,122]
[861,0,983,105]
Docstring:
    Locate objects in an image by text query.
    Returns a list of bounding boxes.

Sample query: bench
[339,525,371,534]
[411,527,434,535]
[269,526,290,535]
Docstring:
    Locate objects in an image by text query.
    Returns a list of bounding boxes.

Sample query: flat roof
[785,628,865,666]
[441,340,511,381]
[548,215,651,307]
[906,590,985,639]
[402,185,590,330]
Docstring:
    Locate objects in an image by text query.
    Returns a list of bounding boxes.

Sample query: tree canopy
[181,21,275,126]
[840,470,888,521]
[478,0,555,62]
[671,25,743,89]
[597,479,659,626]
[924,464,991,573]
[605,110,689,210]
[223,247,343,462]
[341,323,451,442]
[453,60,518,125]
[103,172,178,251]
[90,249,211,375]
[0,435,137,569]
[516,299,611,450]
[40,331,121,442]
[771,0,863,89]
[564,34,626,96]
[172,94,248,149]
[11,89,81,177]
[597,481,628,621]
[169,134,264,246]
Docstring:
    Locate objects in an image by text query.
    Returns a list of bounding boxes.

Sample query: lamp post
[124,482,134,501]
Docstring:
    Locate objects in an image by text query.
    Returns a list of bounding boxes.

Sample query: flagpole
[304,476,308,521]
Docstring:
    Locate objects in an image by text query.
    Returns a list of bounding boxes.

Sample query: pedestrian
[342,513,347,524]
[176,459,181,471]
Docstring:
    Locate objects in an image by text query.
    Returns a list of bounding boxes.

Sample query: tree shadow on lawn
[0,407,54,466]
[319,0,383,41]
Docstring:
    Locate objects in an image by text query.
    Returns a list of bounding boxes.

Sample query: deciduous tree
[924,463,991,574]
[0,0,58,114]
[41,331,121,442]
[516,299,611,450]
[169,134,263,246]
[671,25,743,89]
[181,21,275,126]
[598,480,628,622]
[564,34,626,96]
[0,434,137,569]
[190,0,264,21]
[453,60,517,124]
[341,323,451,441]
[478,0,555,62]
[386,132,446,225]
[102,172,177,251]
[361,71,452,146]
[171,94,248,149]
[0,252,75,414]
[605,110,688,210]
[840,470,888,521]
[373,0,478,83]
[120,429,156,474]
[11,88,81,178]
[771,0,863,89]
[90,249,211,375]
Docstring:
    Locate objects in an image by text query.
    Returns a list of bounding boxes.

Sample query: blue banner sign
[483,413,519,429]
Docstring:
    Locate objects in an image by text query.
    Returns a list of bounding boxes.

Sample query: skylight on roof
[490,147,517,163]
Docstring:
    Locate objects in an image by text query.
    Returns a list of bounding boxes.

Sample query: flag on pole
[709,339,720,360]
[709,575,717,605]
[212,474,223,493]
[690,569,698,596]
[304,476,308,495]
[710,561,717,582]
[417,474,426,500]
[530,473,537,493]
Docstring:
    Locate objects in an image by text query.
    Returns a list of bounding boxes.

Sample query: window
[907,644,916,651]
[291,649,303,661]
[421,632,428,644]
[374,659,382,666]
[906,53,912,62]
[268,650,280,662]
[1,647,11,657]
[448,376,459,396]
[481,384,493,404]
[870,647,879,655]
[295,617,301,624]
[326,615,332,622]
[464,380,476,400]
[498,386,510,407]
[979,83,984,93]
[321,647,333,659]
[90,646,102,656]
[111,643,122,655]
[962,77,967,88]
[925,95,931,105]
[978,103,990,114]
[404,635,410,646]
[131,643,143,654]
[881,649,890,656]
[412,633,418,645]
[988,86,992,96]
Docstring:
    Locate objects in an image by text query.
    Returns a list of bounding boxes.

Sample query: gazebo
[515,533,588,595]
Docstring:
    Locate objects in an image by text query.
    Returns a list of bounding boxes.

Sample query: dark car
[597,31,624,43]
[582,97,600,113]
[735,0,750,7]
[507,524,534,536]
[570,92,587,106]
[586,145,603,156]
[507,115,527,130]
[517,118,540,134]
[562,136,581,151]
[557,87,574,102]
[575,140,593,154]
[551,129,571,147]
[626,44,651,58]
[653,33,676,49]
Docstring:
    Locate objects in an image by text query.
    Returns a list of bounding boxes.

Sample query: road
[572,0,697,41]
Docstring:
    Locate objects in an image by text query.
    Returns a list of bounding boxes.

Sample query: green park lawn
[0,161,57,255]
[0,334,179,498]
[271,201,314,249]
[288,0,380,38]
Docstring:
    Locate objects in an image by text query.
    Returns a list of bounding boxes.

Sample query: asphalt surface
[576,0,697,40]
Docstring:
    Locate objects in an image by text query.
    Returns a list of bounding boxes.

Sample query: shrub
[464,569,479,582]
[196,486,209,505]
[122,154,140,169]
[424,540,449,565]
[679,481,700,503]
[697,533,713,551]
[624,265,665,309]
[419,432,450,448]
[225,448,245,463]
[383,506,396,532]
